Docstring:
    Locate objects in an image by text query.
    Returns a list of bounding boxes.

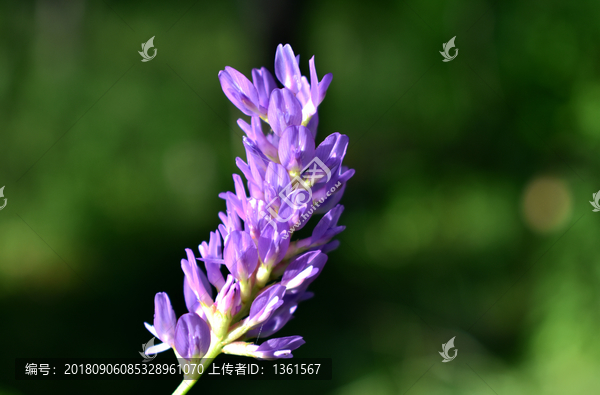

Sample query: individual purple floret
[246,284,286,328]
[146,43,353,394]
[223,336,305,360]
[174,313,211,360]
[268,88,303,137]
[143,292,177,355]
[198,231,225,290]
[214,275,241,317]
[281,250,327,293]
[218,66,265,117]
[248,336,306,359]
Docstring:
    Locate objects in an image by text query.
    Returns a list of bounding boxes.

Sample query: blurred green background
[1,0,600,394]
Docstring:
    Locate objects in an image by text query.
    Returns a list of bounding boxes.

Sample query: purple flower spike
[268,88,303,136]
[143,292,177,355]
[275,44,302,94]
[282,251,328,292]
[246,336,305,360]
[247,284,286,328]
[278,125,316,174]
[174,313,212,360]
[252,67,278,110]
[218,66,263,117]
[224,230,259,282]
[215,274,242,316]
[181,248,213,306]
[147,45,352,387]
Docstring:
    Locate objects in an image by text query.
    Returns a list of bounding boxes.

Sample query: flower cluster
[144,44,353,383]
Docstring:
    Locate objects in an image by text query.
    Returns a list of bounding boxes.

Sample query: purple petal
[224,230,259,281]
[247,284,286,327]
[252,67,278,110]
[318,73,333,103]
[314,133,349,174]
[245,301,297,339]
[181,248,213,305]
[174,313,211,360]
[183,278,198,313]
[311,205,345,244]
[313,239,340,254]
[258,221,291,268]
[275,44,302,94]
[315,168,354,213]
[199,231,226,290]
[278,125,316,173]
[268,88,303,136]
[235,157,264,200]
[238,117,279,162]
[251,336,305,359]
[282,251,328,291]
[218,67,262,116]
[296,76,312,107]
[309,56,333,106]
[183,279,208,320]
[153,292,177,346]
[244,137,270,186]
[263,162,291,205]
[215,274,242,316]
[306,111,319,139]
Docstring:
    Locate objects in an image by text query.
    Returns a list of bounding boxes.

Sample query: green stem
[172,378,198,395]
[171,346,222,395]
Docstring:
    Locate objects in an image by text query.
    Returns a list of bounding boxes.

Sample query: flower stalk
[144,43,354,394]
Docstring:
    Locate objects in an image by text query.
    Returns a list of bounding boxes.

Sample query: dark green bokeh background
[1,0,600,394]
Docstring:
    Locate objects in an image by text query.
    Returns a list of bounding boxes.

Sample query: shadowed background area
[1,0,600,394]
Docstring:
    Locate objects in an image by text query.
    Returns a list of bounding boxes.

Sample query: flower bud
[181,249,213,306]
[215,275,241,317]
